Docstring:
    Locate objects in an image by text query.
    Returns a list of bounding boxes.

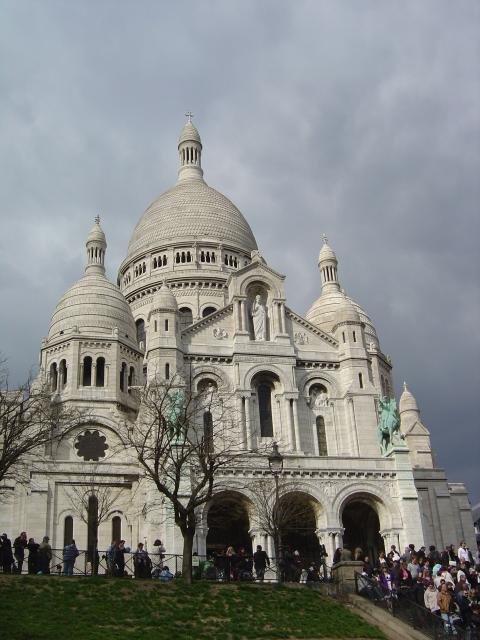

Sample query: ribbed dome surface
[127,179,258,259]
[306,291,378,340]
[48,273,137,342]
[178,121,201,145]
[151,283,178,311]
[399,385,419,414]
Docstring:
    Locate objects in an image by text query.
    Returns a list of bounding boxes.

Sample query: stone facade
[3,119,476,560]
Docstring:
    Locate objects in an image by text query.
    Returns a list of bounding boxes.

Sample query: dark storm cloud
[1,1,478,500]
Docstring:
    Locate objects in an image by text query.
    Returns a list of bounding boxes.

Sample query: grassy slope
[0,576,385,640]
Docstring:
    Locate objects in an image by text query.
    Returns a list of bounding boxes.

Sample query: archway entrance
[206,492,252,555]
[278,492,320,563]
[342,499,384,563]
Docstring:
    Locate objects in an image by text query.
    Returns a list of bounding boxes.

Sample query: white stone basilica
[4,118,475,562]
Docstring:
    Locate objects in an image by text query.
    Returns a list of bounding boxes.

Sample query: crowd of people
[356,541,480,635]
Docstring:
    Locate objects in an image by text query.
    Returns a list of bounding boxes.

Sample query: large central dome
[127,179,257,260]
[126,119,257,263]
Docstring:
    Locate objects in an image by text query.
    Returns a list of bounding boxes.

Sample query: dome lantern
[318,234,340,293]
[85,215,107,275]
[177,112,203,183]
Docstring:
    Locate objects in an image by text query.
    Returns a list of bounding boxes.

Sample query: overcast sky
[1,1,479,504]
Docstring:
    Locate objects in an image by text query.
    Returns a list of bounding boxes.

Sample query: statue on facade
[377,396,403,454]
[167,388,186,440]
[251,294,267,341]
[312,388,329,409]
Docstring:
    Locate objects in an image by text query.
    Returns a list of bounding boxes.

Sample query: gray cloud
[1,0,479,502]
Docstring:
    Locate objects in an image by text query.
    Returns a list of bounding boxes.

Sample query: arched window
[128,366,135,392]
[164,319,169,332]
[87,494,98,563]
[50,362,58,392]
[179,307,193,331]
[162,255,167,266]
[258,383,273,437]
[63,515,73,547]
[96,357,105,387]
[358,372,364,389]
[203,411,213,454]
[120,362,127,392]
[316,416,328,456]
[211,252,216,263]
[82,357,92,386]
[202,306,216,318]
[165,363,170,380]
[59,359,67,389]
[111,515,121,542]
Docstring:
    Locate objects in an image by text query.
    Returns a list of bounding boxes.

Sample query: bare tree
[251,477,318,579]
[122,373,253,583]
[64,470,131,573]
[0,360,83,498]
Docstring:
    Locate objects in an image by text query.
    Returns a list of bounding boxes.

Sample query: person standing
[63,539,79,576]
[437,582,457,635]
[0,534,14,574]
[38,536,52,575]
[133,542,151,579]
[253,545,270,582]
[13,532,27,574]
[318,542,329,580]
[26,538,40,574]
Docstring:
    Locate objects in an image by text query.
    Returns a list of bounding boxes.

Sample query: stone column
[280,302,286,334]
[235,299,242,332]
[327,531,337,560]
[239,300,246,332]
[285,398,296,451]
[292,398,301,451]
[241,299,249,334]
[195,525,208,557]
[249,529,260,553]
[238,395,247,449]
[265,534,275,561]
[245,394,253,450]
[92,362,97,387]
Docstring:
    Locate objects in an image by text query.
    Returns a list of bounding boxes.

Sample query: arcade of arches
[204,490,385,563]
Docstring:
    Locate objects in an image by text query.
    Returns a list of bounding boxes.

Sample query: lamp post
[268,441,284,581]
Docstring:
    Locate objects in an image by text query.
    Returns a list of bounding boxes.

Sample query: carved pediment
[286,309,338,350]
[182,304,234,343]
[403,420,430,436]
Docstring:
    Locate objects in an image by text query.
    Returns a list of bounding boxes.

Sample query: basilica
[3,118,475,563]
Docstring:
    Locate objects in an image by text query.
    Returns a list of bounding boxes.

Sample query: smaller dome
[318,241,337,263]
[86,217,106,245]
[333,298,360,325]
[48,273,137,343]
[178,121,202,146]
[399,383,420,414]
[151,282,178,312]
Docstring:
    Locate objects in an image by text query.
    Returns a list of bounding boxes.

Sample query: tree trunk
[181,530,195,584]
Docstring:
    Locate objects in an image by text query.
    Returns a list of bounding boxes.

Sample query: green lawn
[0,576,385,640]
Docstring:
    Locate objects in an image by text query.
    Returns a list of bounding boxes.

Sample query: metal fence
[354,572,479,640]
[6,549,332,584]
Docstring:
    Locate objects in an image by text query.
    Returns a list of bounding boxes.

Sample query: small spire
[403,381,408,391]
[177,116,203,182]
[85,217,107,276]
[322,233,328,245]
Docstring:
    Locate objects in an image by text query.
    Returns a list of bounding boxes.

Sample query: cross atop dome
[322,233,328,245]
[95,214,101,225]
[185,111,194,123]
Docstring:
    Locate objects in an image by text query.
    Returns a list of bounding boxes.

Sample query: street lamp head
[268,441,284,475]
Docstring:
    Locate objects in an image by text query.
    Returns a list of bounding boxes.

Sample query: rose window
[74,430,109,461]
